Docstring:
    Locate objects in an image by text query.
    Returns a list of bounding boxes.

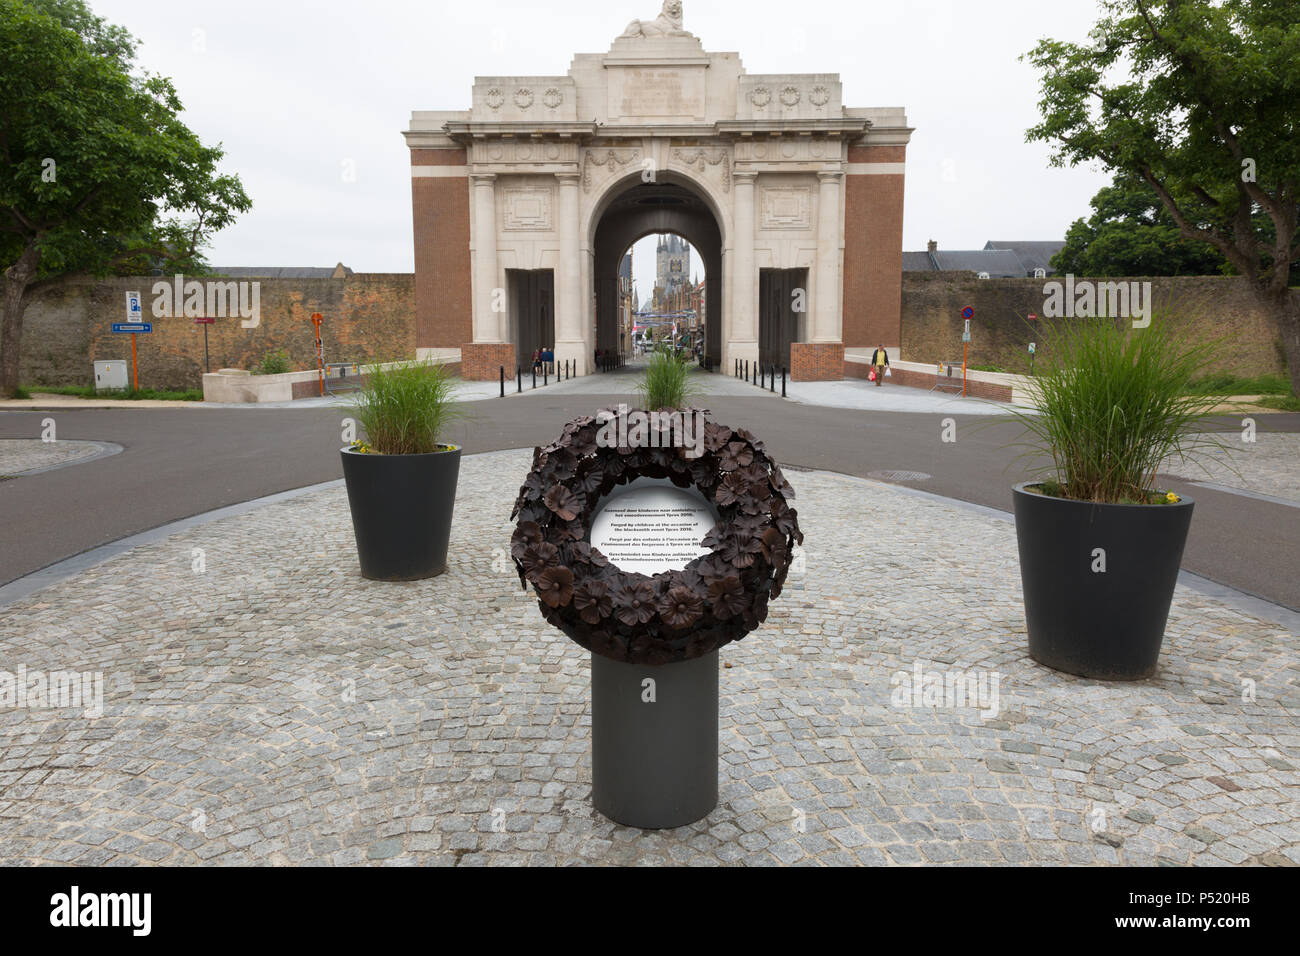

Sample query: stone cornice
[444,121,600,145]
[714,118,870,140]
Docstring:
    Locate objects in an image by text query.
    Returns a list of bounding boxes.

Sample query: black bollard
[532,366,537,389]
[517,366,522,393]
[500,366,505,398]
[544,363,548,386]
[782,366,787,397]
[769,366,775,392]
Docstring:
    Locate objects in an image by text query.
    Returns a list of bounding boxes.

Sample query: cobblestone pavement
[0,449,1296,866]
[0,439,110,476]
[1164,433,1300,504]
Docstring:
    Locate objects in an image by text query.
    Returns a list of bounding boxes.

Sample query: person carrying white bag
[871,344,890,386]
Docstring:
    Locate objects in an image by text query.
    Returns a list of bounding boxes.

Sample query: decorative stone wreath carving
[749,86,771,109]
[514,87,534,109]
[670,147,731,193]
[582,147,641,193]
[780,86,801,107]
[485,88,505,110]
[511,408,803,664]
[810,85,830,107]
[543,88,564,109]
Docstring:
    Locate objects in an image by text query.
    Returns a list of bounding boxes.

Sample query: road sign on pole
[195,317,214,373]
[311,313,325,396]
[126,291,143,321]
[960,312,972,396]
[112,321,150,389]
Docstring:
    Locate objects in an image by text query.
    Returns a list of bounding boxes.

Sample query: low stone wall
[18,273,416,391]
[202,359,461,404]
[900,272,1292,378]
[845,355,1018,403]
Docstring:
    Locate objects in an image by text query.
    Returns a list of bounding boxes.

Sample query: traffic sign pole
[131,333,138,390]
[960,306,975,398]
[311,313,324,396]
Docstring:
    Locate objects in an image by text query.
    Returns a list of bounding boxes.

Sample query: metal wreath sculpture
[511,407,803,664]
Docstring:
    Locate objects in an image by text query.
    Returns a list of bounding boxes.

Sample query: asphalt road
[2,383,1298,610]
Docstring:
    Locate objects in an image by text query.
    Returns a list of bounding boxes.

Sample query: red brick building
[403,9,910,380]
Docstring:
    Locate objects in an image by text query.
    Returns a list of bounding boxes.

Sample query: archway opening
[592,179,722,370]
[619,232,707,361]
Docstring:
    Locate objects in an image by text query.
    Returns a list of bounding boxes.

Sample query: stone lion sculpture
[620,0,688,38]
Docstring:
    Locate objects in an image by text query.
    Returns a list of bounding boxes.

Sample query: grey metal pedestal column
[591,650,718,829]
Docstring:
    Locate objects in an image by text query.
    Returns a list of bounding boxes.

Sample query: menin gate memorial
[404,1,912,380]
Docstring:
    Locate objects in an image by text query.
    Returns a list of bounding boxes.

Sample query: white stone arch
[584,166,730,250]
[585,166,730,367]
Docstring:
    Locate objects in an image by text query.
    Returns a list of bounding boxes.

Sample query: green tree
[1025,0,1300,393]
[1054,173,1231,276]
[0,0,250,396]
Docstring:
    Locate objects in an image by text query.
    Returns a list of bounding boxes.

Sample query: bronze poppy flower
[569,427,598,457]
[573,579,613,625]
[713,471,750,506]
[708,575,747,620]
[614,581,657,626]
[520,541,560,576]
[511,521,543,560]
[659,587,704,630]
[718,441,755,472]
[535,567,574,608]
[761,527,789,565]
[568,542,610,567]
[543,485,580,521]
[703,422,732,453]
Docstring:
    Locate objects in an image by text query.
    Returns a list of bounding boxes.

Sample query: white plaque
[589,483,714,576]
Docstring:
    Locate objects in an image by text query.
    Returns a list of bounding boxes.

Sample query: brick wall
[18,273,416,391]
[900,272,1291,376]
[843,145,905,350]
[845,358,1013,401]
[411,148,471,351]
[790,342,844,381]
[461,343,514,381]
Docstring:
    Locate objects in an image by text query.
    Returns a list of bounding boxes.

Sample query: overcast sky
[94,0,1113,293]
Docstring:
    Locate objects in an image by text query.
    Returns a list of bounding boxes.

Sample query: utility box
[94,360,128,391]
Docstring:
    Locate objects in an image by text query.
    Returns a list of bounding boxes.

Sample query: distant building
[902,240,1065,278]
[652,235,692,313]
[618,251,634,353]
[405,8,912,379]
[209,262,353,279]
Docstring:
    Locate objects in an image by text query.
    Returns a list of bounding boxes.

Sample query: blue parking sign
[126,290,143,320]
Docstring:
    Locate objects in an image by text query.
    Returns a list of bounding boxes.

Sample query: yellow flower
[1165,491,1180,503]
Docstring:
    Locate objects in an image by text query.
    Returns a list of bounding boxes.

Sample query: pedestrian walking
[871,344,889,386]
